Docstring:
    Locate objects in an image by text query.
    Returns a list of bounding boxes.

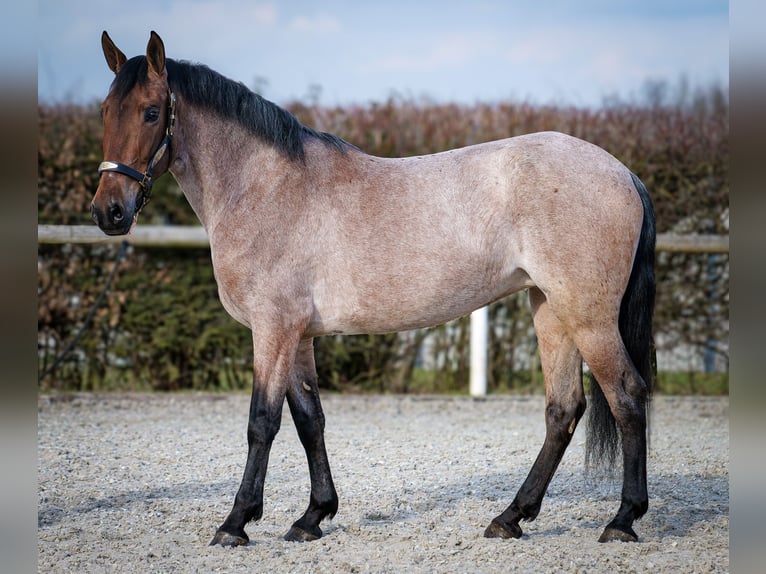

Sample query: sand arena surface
[38,393,728,573]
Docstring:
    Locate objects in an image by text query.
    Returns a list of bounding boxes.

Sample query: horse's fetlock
[633,499,649,519]
[523,504,541,522]
[510,498,540,522]
[312,492,339,518]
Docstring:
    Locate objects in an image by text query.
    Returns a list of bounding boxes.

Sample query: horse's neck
[169,102,293,232]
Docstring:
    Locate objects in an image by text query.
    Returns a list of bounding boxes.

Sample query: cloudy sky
[37,0,728,107]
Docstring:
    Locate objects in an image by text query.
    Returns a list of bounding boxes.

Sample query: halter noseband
[98,91,177,214]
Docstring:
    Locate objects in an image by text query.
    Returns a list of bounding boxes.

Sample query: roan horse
[91,31,655,546]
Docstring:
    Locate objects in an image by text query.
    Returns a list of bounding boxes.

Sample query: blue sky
[37,0,728,107]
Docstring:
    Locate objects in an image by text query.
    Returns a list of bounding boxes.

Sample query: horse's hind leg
[485,288,586,539]
[575,330,649,542]
[283,339,339,542]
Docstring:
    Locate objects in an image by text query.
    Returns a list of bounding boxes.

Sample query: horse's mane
[110,56,351,161]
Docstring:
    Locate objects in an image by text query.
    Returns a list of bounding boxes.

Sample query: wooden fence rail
[37,225,730,253]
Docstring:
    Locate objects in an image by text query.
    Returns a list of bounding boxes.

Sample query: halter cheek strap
[98,91,176,213]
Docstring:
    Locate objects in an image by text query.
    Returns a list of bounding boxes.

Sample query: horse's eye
[144,107,160,123]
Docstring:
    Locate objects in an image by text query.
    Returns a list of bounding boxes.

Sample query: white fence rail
[38,225,729,397]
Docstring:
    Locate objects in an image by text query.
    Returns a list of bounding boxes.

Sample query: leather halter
[98,91,176,214]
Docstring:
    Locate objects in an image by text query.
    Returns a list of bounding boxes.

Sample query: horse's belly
[309,264,533,336]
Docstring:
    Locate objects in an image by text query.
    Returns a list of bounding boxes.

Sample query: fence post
[470,306,488,397]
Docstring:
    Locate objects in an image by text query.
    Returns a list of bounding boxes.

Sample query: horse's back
[378,130,644,296]
[305,131,643,336]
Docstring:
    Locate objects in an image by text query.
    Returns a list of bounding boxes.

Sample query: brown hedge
[38,89,728,392]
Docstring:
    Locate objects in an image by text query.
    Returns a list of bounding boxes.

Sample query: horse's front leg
[209,329,299,547]
[283,339,338,542]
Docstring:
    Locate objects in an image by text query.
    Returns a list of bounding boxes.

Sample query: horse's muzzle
[91,198,135,236]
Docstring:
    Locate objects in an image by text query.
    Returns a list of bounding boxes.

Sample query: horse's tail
[585,172,656,473]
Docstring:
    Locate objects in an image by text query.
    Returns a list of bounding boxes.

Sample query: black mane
[110,56,351,161]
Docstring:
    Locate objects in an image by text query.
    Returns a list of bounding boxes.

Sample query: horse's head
[91,31,175,235]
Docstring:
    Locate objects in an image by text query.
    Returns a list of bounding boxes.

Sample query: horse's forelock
[109,55,149,100]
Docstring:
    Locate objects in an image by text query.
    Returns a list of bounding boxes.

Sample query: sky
[37,0,729,108]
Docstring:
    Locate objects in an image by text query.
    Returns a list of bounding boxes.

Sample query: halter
[98,91,177,214]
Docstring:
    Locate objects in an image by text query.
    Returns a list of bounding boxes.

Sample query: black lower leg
[485,436,568,539]
[284,378,338,542]
[210,389,283,546]
[599,411,647,542]
[486,401,585,539]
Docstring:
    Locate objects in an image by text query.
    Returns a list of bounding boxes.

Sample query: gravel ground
[38,393,728,573]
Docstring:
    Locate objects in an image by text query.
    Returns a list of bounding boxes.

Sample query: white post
[469,306,488,397]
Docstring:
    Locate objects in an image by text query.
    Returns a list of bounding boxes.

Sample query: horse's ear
[146,31,166,79]
[101,31,127,75]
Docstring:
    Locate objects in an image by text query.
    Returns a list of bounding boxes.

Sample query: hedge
[38,85,728,392]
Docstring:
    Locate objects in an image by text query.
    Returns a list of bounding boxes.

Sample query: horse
[91,31,655,546]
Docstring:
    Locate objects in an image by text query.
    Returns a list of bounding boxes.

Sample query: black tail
[585,172,656,473]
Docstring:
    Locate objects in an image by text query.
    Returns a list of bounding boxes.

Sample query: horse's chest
[208,256,253,329]
[216,284,252,328]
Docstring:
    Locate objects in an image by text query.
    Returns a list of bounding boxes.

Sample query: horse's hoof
[284,524,322,542]
[598,526,638,543]
[209,529,249,547]
[483,519,523,539]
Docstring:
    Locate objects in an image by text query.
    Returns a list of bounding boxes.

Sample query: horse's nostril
[109,204,124,223]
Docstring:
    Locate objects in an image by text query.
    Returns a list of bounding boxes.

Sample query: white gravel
[38,393,728,573]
